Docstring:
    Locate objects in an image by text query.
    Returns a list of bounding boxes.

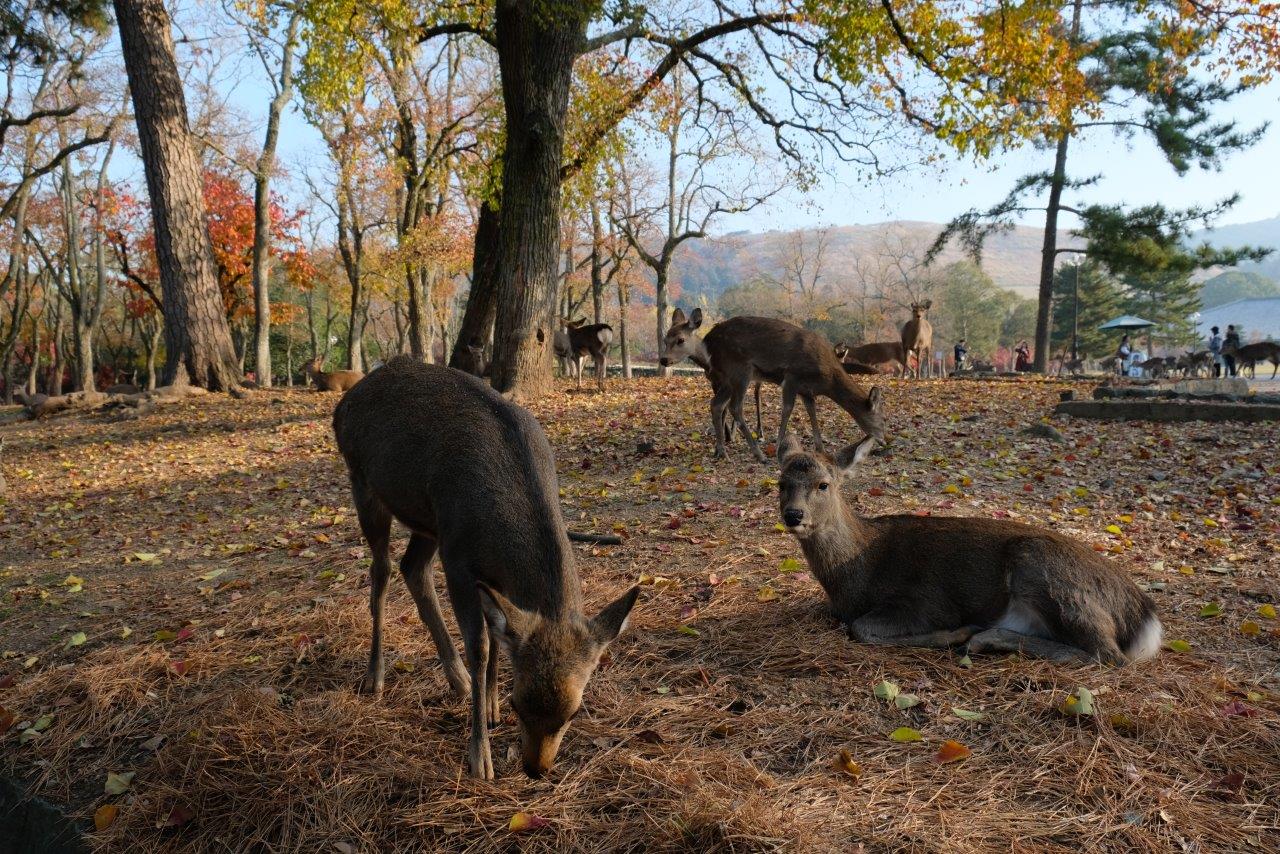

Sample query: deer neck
[688,338,712,371]
[799,502,874,608]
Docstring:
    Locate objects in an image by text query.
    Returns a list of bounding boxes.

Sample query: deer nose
[658,356,670,367]
[783,508,805,527]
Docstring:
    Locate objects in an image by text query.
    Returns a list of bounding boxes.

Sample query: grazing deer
[305,356,364,392]
[1137,356,1169,378]
[660,308,885,463]
[1227,340,1280,379]
[901,300,933,378]
[775,435,1162,663]
[1176,350,1212,378]
[834,342,907,376]
[557,319,613,391]
[333,357,639,778]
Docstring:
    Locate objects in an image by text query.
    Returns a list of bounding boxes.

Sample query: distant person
[1208,326,1223,378]
[1114,334,1131,375]
[953,339,968,374]
[1015,340,1032,372]
[1224,324,1241,377]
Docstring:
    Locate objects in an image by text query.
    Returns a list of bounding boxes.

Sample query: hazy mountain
[667,214,1280,306]
[671,221,1067,303]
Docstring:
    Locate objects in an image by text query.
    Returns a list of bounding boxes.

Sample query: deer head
[477,583,639,778]
[777,434,877,539]
[659,307,704,367]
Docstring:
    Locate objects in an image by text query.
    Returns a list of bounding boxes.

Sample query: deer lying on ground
[776,434,1162,663]
[305,356,364,392]
[660,308,885,463]
[333,356,638,778]
[901,300,933,379]
[834,342,906,376]
[1227,340,1280,379]
[557,318,613,391]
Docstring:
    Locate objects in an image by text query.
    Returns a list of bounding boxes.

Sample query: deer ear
[670,307,686,327]
[477,582,536,648]
[589,585,639,645]
[923,299,932,310]
[689,307,703,329]
[867,385,883,412]
[777,433,805,466]
[834,437,877,475]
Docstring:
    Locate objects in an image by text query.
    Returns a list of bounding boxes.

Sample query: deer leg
[777,379,798,451]
[595,351,606,392]
[848,613,978,650]
[753,381,762,440]
[486,624,500,726]
[967,628,1100,664]
[802,394,824,455]
[445,571,494,779]
[399,534,469,699]
[710,385,732,459]
[732,379,766,463]
[352,483,392,698]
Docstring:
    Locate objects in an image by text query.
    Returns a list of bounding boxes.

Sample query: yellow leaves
[508,812,550,833]
[834,748,862,779]
[756,585,779,602]
[65,631,87,648]
[1258,604,1277,620]
[1239,620,1262,636]
[1166,639,1193,653]
[93,804,119,831]
[63,574,83,593]
[103,771,134,795]
[952,708,985,722]
[942,483,960,495]
[1202,518,1219,528]
[1199,602,1222,618]
[1058,687,1095,717]
[778,557,804,573]
[889,727,922,743]
[130,552,158,564]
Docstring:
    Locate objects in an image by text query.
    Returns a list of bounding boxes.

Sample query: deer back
[333,356,580,617]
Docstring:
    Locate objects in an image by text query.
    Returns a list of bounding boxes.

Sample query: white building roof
[1197,298,1280,343]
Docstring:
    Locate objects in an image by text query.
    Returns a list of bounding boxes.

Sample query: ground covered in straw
[0,374,1277,852]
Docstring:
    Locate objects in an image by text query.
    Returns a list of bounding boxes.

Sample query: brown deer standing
[333,357,639,778]
[1227,340,1280,379]
[776,434,1162,663]
[660,308,885,463]
[305,356,364,392]
[834,342,907,376]
[901,300,933,379]
[557,319,613,391]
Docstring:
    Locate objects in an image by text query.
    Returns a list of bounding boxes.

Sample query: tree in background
[1123,269,1202,351]
[1200,270,1279,308]
[929,0,1278,371]
[113,0,241,390]
[1051,261,1124,360]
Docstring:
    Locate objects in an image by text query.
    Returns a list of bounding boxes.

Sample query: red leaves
[1218,700,1258,718]
[934,740,972,764]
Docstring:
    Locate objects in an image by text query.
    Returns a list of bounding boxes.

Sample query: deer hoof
[357,672,384,698]
[446,668,471,700]
[468,742,495,779]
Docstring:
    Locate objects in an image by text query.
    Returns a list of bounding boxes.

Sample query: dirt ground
[0,375,1277,852]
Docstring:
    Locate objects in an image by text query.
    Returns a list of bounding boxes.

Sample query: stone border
[1056,399,1280,422]
[0,775,88,854]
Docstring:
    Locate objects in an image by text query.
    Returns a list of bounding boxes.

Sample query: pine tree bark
[113,0,241,391]
[488,2,585,398]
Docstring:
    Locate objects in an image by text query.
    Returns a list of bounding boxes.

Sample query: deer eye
[818,482,830,491]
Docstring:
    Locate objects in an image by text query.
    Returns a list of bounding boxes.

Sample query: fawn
[333,356,639,778]
[305,356,364,392]
[776,435,1161,664]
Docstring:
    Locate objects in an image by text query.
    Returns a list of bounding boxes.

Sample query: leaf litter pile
[1,376,1277,851]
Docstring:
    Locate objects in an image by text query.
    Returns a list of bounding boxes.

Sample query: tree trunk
[144,319,161,389]
[1032,0,1082,374]
[590,198,605,324]
[249,12,299,389]
[488,2,584,398]
[449,198,501,369]
[617,278,631,379]
[407,267,430,360]
[113,0,241,391]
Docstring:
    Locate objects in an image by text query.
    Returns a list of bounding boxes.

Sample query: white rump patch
[1126,615,1163,662]
[994,600,1050,638]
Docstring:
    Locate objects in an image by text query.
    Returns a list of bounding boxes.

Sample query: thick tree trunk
[488,2,584,399]
[407,267,429,360]
[449,198,501,369]
[113,0,241,391]
[617,279,631,379]
[590,198,605,324]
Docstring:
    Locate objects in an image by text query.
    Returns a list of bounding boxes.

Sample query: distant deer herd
[313,305,1215,779]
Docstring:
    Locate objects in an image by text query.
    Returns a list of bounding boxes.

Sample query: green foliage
[1200,270,1280,308]
[928,261,1034,357]
[1052,262,1124,358]
[1122,269,1202,349]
